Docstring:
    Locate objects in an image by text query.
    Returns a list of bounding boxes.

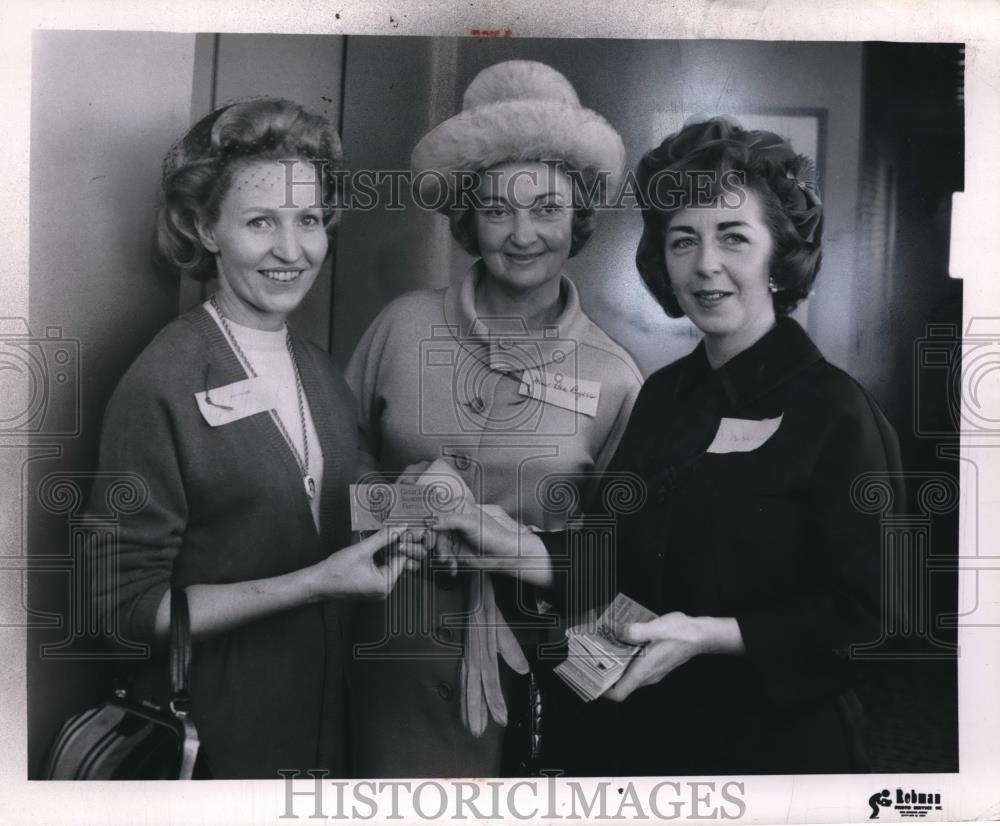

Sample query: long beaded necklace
[210,295,316,501]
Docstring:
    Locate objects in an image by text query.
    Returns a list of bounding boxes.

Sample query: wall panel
[27,30,199,775]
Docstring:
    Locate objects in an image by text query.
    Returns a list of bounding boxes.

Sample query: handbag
[40,589,204,780]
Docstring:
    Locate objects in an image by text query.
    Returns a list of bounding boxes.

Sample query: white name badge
[706,414,783,454]
[518,371,601,418]
[194,376,277,427]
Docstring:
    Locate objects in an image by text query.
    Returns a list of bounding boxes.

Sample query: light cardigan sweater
[344,266,642,777]
[88,305,360,778]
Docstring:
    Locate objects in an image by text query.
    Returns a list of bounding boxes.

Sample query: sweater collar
[185,300,328,407]
[682,316,823,407]
[442,261,590,371]
[187,302,249,386]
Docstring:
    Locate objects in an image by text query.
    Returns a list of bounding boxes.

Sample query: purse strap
[169,588,203,779]
[168,588,193,718]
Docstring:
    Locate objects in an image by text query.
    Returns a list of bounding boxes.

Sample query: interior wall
[853,43,964,428]
[331,36,460,365]
[26,30,199,774]
[332,37,864,377]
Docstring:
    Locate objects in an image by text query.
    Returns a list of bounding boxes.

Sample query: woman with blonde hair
[89,98,422,778]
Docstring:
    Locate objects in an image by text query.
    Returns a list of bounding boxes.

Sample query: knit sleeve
[88,364,188,646]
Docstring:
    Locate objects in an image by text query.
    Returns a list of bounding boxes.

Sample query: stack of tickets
[554,593,657,702]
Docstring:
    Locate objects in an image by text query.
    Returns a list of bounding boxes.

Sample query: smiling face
[196,159,328,330]
[474,161,574,298]
[664,188,777,366]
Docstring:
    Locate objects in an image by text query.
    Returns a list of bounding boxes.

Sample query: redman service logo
[869,788,943,819]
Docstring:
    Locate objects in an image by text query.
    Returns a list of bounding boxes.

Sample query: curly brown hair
[635,117,823,318]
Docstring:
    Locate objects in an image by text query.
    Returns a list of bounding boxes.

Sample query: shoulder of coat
[575,315,643,391]
[120,315,208,387]
[799,358,892,424]
[373,287,448,329]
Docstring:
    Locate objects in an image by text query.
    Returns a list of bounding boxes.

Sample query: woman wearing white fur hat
[345,60,642,777]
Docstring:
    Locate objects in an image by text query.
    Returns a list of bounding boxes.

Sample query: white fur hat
[411,60,626,209]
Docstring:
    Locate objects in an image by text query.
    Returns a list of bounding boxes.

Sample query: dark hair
[447,162,600,259]
[635,117,823,317]
[155,97,344,282]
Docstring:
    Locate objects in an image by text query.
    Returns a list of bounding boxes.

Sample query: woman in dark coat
[435,117,903,775]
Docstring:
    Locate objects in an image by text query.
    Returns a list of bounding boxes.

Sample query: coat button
[497,338,512,350]
[437,626,454,643]
[452,453,471,471]
[468,396,486,413]
[436,682,453,701]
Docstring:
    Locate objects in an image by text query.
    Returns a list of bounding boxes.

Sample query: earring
[768,277,779,294]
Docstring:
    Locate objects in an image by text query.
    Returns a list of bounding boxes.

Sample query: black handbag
[41,589,204,780]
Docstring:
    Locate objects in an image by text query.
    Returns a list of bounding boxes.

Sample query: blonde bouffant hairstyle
[155,98,344,281]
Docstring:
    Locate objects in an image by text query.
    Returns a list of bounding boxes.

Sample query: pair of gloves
[413,459,531,736]
[459,566,530,735]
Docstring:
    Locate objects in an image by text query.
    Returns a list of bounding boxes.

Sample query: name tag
[518,371,601,417]
[194,376,276,427]
[706,414,783,454]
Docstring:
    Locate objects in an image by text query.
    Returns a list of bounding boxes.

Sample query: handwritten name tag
[518,371,601,417]
[194,376,276,427]
[706,414,783,454]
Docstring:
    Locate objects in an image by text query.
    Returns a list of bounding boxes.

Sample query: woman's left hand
[603,613,745,702]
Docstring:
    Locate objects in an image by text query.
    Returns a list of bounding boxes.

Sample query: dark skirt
[537,657,868,776]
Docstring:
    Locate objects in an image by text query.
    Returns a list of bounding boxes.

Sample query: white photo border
[2,1,999,824]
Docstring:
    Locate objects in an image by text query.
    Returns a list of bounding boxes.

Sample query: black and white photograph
[2,1,998,824]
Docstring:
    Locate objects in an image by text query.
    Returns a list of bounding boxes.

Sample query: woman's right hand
[311,525,428,599]
[159,526,429,642]
[397,459,432,482]
[431,509,553,588]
